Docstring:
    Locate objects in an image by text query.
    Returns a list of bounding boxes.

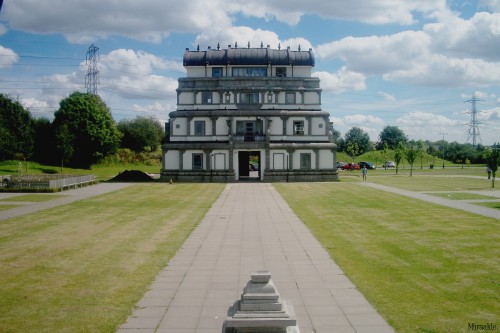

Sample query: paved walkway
[361,182,500,220]
[117,183,394,333]
[0,183,133,221]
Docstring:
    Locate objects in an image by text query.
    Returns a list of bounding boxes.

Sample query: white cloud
[98,49,181,100]
[378,91,396,101]
[313,68,366,93]
[3,0,233,43]
[228,0,447,25]
[0,45,18,67]
[425,12,500,62]
[478,0,500,12]
[316,11,500,89]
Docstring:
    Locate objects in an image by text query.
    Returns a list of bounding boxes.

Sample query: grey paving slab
[117,183,394,333]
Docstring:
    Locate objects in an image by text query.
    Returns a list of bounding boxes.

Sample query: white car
[383,161,396,168]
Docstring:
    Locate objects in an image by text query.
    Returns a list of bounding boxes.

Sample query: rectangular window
[240,92,260,104]
[212,67,223,78]
[194,121,205,136]
[276,67,287,77]
[192,153,203,170]
[286,92,296,104]
[202,91,212,104]
[300,153,311,170]
[293,121,304,135]
[232,67,267,77]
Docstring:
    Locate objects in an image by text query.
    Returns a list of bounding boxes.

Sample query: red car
[341,163,360,170]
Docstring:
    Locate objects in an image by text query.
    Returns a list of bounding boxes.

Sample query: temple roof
[183,46,315,67]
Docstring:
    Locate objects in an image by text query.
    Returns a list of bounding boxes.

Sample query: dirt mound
[109,170,155,182]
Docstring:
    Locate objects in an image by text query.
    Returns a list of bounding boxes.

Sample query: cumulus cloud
[315,10,500,88]
[2,0,451,43]
[313,68,366,93]
[0,45,19,67]
[3,0,233,43]
[98,49,181,100]
[228,0,447,25]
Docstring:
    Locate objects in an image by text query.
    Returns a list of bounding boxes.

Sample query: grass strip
[426,192,497,200]
[0,194,67,202]
[0,204,18,211]
[275,182,499,333]
[368,174,492,191]
[0,183,224,333]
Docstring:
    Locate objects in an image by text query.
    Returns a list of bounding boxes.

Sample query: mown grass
[476,201,500,210]
[275,182,499,333]
[367,174,492,191]
[0,194,67,202]
[0,183,224,333]
[428,192,497,200]
[0,204,18,211]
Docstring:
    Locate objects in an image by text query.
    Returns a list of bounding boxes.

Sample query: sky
[0,0,499,145]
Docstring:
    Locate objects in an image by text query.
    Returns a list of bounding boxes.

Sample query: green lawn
[0,194,67,202]
[427,192,497,200]
[275,182,499,333]
[0,183,225,333]
[0,204,18,211]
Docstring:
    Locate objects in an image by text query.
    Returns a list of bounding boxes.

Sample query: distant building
[161,44,338,182]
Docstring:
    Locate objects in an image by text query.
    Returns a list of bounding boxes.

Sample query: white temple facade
[161,44,338,182]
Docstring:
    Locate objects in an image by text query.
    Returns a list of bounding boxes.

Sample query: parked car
[336,162,346,169]
[359,161,376,170]
[341,163,360,170]
[383,161,396,168]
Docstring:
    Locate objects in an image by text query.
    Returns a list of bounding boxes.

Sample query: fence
[1,174,97,191]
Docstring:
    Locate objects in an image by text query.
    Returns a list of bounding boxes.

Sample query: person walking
[487,166,492,179]
[362,165,368,181]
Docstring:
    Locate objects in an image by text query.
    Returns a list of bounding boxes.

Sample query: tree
[404,144,418,177]
[32,117,57,165]
[0,94,34,160]
[346,142,360,165]
[417,140,426,169]
[485,145,499,189]
[52,92,122,168]
[344,127,371,155]
[117,116,164,153]
[394,142,405,175]
[377,125,408,150]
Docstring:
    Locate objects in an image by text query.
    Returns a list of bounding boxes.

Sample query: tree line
[0,92,164,169]
[333,125,496,166]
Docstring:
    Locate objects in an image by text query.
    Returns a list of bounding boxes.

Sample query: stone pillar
[222,271,299,333]
[314,148,319,169]
[179,150,185,170]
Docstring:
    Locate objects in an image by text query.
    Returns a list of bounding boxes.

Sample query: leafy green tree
[404,144,418,177]
[52,92,121,168]
[344,127,371,155]
[346,142,360,164]
[417,140,426,169]
[117,116,164,152]
[0,94,34,160]
[485,145,499,188]
[394,142,406,175]
[377,125,408,150]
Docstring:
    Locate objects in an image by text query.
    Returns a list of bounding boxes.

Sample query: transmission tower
[465,93,483,146]
[85,44,99,94]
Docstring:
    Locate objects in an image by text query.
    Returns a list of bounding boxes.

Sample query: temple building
[161,44,338,182]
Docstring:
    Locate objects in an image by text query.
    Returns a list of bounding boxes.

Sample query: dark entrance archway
[238,151,260,180]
